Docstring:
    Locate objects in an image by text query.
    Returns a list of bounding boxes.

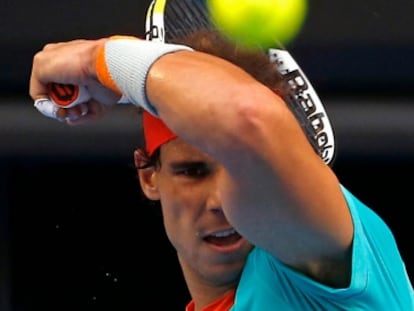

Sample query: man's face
[139,138,253,286]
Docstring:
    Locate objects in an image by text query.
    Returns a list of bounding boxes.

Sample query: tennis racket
[144,0,336,165]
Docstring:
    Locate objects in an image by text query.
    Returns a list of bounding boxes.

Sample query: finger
[41,39,91,51]
[29,53,49,101]
[62,103,89,122]
[33,97,89,122]
[66,100,108,125]
[34,98,62,121]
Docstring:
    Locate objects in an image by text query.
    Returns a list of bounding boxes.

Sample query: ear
[134,149,160,201]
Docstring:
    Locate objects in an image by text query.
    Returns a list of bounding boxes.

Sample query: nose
[206,184,223,215]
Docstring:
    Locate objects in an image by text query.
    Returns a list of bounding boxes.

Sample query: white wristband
[102,39,194,116]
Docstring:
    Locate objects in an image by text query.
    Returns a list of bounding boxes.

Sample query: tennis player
[29,2,414,310]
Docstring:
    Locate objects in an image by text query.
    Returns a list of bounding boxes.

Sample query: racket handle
[47,83,91,108]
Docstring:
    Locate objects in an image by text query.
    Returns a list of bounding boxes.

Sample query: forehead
[160,138,213,162]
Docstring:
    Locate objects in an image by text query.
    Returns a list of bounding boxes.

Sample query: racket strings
[165,0,213,41]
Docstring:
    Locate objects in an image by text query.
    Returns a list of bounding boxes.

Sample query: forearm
[146,50,273,153]
[96,36,276,158]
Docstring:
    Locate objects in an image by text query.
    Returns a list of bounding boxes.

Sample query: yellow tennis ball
[207,0,308,49]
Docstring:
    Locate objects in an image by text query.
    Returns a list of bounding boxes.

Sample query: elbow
[230,86,283,145]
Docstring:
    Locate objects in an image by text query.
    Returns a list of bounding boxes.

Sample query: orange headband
[143,111,178,156]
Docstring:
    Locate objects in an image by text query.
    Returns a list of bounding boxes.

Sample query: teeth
[210,229,236,238]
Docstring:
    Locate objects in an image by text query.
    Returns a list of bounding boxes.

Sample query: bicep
[219,99,353,270]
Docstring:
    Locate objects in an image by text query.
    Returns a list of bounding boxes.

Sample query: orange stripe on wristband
[143,111,177,156]
[96,36,177,156]
[96,43,121,94]
[95,36,139,94]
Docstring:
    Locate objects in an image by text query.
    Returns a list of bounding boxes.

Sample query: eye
[172,162,210,178]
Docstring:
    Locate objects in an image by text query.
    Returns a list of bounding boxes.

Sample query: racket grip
[47,83,91,108]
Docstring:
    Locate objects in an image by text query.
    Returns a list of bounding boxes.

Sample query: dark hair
[137,146,161,170]
[137,29,288,168]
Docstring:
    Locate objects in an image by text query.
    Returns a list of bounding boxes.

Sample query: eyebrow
[169,161,207,170]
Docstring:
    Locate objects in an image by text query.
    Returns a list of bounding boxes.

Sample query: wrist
[95,35,193,115]
[90,38,111,83]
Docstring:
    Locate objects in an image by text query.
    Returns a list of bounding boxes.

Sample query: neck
[179,258,238,310]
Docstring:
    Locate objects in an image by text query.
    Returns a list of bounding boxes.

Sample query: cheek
[159,188,200,225]
[160,198,197,255]
[159,180,206,216]
[158,185,205,243]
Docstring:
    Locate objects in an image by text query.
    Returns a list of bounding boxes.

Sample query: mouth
[203,228,242,247]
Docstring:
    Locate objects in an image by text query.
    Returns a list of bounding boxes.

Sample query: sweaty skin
[141,51,353,305]
[29,38,353,310]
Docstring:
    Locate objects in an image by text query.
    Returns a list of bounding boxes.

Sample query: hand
[29,38,121,123]
[34,97,110,125]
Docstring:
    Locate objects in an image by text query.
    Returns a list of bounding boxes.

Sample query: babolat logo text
[146,25,163,41]
[268,49,335,164]
[283,70,333,162]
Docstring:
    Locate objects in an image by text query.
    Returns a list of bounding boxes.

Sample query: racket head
[145,0,212,43]
[144,0,336,165]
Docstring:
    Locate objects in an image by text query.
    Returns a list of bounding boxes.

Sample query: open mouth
[203,229,242,246]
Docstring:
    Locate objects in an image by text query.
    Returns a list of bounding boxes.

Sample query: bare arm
[147,50,353,285]
[29,38,353,286]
